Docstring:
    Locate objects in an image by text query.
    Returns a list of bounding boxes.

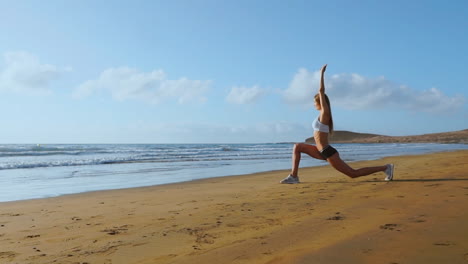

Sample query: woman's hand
[320,64,327,74]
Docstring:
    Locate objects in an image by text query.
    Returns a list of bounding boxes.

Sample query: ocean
[0,143,467,202]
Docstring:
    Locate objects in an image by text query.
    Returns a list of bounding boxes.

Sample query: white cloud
[74,67,212,104]
[283,68,465,114]
[0,51,70,95]
[283,68,321,107]
[226,85,266,104]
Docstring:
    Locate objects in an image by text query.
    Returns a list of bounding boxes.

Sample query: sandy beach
[1,150,467,264]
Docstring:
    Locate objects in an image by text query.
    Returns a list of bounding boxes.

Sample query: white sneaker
[280,174,300,184]
[384,164,394,181]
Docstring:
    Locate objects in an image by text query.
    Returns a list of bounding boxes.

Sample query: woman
[281,64,394,184]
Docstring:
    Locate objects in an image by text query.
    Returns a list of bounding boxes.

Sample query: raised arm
[319,64,327,94]
[318,64,330,122]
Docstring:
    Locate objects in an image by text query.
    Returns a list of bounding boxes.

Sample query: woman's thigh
[295,143,326,160]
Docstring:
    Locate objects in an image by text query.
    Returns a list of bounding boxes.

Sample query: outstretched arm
[319,64,327,94]
[318,64,330,120]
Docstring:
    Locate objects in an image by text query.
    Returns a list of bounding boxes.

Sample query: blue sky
[0,0,467,143]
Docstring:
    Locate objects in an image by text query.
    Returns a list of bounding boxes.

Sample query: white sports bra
[312,116,330,133]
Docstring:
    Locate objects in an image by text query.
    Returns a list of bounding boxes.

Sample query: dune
[306,129,468,144]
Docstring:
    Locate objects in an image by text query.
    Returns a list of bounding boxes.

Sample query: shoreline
[1,150,467,264]
[2,146,467,204]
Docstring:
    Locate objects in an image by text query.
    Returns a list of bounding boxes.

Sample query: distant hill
[305,129,468,144]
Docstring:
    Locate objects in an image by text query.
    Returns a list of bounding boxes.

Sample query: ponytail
[323,94,334,135]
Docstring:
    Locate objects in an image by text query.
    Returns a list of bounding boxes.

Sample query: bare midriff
[314,131,329,151]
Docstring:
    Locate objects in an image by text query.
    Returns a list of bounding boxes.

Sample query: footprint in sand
[327,212,344,221]
[380,224,401,231]
[101,225,132,235]
[192,245,201,250]
[1,213,22,217]
[433,241,456,246]
[0,251,17,260]
[408,215,426,223]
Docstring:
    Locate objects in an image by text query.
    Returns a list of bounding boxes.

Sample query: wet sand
[1,150,467,264]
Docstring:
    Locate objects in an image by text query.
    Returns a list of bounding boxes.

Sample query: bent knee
[293,143,303,152]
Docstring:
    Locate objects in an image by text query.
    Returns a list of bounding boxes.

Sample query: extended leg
[327,153,386,178]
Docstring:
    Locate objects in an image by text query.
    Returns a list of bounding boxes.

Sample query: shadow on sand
[389,178,468,182]
[322,178,468,183]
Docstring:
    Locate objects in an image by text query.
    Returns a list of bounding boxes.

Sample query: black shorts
[320,145,338,159]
